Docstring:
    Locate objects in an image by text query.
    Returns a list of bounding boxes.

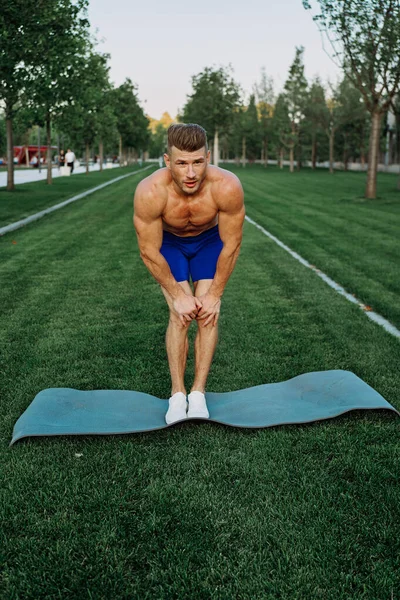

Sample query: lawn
[0,165,399,599]
[0,164,148,228]
[224,164,400,330]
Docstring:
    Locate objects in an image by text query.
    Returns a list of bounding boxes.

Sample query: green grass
[0,166,399,599]
[224,164,400,330]
[0,164,147,227]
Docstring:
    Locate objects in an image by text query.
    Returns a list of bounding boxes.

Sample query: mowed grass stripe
[0,165,155,237]
[1,171,399,599]
[0,164,149,227]
[226,165,400,329]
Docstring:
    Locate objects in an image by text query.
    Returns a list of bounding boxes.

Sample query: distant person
[65,148,76,174]
[31,155,38,168]
[58,150,66,169]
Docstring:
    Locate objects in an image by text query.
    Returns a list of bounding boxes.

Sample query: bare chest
[162,193,218,235]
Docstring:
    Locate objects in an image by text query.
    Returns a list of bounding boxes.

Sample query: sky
[88,0,342,121]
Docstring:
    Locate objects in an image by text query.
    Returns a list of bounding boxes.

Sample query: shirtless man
[133,123,245,424]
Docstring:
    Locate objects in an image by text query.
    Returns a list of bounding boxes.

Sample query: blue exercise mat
[10,370,399,445]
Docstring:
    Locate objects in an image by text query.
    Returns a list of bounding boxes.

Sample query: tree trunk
[343,133,349,172]
[46,114,52,185]
[289,147,294,173]
[213,128,219,167]
[241,136,246,167]
[311,134,316,169]
[279,148,284,169]
[99,140,103,172]
[329,129,334,173]
[119,135,122,165]
[86,143,89,174]
[365,111,382,199]
[25,146,29,168]
[6,115,14,191]
[264,137,268,167]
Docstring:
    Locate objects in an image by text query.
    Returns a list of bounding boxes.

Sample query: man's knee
[169,310,190,329]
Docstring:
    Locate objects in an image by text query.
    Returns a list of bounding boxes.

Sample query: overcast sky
[88,0,342,120]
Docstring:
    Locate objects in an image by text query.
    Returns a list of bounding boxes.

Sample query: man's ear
[164,153,170,169]
[206,150,211,163]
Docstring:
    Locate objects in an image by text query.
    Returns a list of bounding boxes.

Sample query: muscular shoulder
[133,168,168,219]
[208,166,244,212]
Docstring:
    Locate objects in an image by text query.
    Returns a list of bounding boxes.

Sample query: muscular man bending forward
[133,123,245,424]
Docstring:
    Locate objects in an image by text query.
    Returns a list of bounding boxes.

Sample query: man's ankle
[171,390,186,397]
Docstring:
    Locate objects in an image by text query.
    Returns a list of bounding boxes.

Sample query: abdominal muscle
[162,202,219,237]
[162,216,218,237]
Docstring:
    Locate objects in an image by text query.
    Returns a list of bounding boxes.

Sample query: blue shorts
[160,225,223,283]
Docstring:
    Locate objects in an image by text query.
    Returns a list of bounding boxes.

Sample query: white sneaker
[187,391,209,419]
[165,392,188,424]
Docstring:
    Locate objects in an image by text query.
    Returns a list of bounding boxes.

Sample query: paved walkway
[0,163,120,187]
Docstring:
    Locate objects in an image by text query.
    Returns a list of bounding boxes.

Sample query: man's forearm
[140,250,184,299]
[208,243,241,298]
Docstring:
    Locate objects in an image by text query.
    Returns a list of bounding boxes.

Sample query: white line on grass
[245,215,400,340]
[0,165,155,237]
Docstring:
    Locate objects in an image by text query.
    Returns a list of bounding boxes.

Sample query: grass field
[0,165,399,599]
[0,164,144,227]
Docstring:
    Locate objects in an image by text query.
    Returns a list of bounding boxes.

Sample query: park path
[0,163,120,187]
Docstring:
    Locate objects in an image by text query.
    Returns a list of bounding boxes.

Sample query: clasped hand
[173,291,221,327]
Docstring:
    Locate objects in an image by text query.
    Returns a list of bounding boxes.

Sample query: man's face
[164,146,210,195]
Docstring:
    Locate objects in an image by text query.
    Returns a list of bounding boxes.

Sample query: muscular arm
[133,181,183,300]
[208,176,245,298]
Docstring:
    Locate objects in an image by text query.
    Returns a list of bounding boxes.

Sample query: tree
[242,94,261,163]
[111,79,149,165]
[148,122,168,158]
[59,51,111,173]
[336,76,369,169]
[322,83,342,173]
[182,65,242,166]
[303,0,400,198]
[96,93,119,170]
[147,112,174,158]
[304,78,329,168]
[283,47,308,172]
[27,0,90,184]
[271,94,292,168]
[0,3,41,189]
[254,68,275,167]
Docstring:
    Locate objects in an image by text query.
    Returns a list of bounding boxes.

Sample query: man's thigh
[193,279,213,298]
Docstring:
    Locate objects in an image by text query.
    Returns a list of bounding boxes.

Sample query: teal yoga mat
[10,370,399,445]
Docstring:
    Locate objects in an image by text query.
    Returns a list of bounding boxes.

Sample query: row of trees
[179,59,381,170]
[0,0,149,190]
[176,0,400,199]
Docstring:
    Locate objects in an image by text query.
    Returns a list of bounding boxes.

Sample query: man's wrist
[208,285,223,299]
[169,284,187,300]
